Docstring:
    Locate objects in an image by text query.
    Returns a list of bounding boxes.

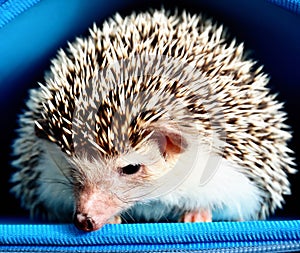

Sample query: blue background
[0,0,299,220]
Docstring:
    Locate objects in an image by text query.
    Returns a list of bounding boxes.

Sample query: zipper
[0,0,41,29]
[267,0,300,15]
[0,220,299,252]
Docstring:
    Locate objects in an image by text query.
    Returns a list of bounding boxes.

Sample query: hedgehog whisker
[113,192,135,205]
[46,150,74,186]
[38,178,73,188]
[127,182,166,202]
[119,213,127,224]
[120,210,135,223]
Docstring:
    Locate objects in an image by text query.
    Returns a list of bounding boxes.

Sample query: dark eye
[120,164,141,175]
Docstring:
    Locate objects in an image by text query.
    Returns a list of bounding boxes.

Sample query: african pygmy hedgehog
[11,9,296,231]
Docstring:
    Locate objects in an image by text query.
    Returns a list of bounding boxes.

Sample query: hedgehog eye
[120,164,141,175]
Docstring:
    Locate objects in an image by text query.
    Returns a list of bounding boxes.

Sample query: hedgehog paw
[180,208,212,222]
[107,215,122,224]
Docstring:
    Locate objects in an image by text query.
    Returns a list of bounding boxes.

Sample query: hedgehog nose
[74,212,96,232]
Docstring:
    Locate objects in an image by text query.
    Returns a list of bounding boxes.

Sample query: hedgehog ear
[150,128,188,160]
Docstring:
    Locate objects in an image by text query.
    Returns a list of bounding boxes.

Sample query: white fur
[128,139,264,221]
[35,141,74,220]
[35,139,263,222]
[163,157,263,220]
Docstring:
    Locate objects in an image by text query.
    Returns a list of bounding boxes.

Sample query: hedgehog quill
[11,9,296,231]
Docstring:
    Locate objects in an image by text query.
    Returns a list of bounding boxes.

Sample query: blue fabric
[268,0,300,14]
[0,0,41,28]
[0,1,300,252]
[0,221,300,252]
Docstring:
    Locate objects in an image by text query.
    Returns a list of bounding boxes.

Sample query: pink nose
[74,212,97,232]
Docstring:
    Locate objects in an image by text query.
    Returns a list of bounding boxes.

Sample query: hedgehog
[11,9,296,231]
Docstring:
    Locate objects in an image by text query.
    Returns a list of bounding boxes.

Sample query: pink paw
[180,209,212,222]
[107,215,122,224]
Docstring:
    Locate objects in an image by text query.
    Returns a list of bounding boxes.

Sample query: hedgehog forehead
[74,69,200,157]
[40,63,211,158]
[91,86,168,155]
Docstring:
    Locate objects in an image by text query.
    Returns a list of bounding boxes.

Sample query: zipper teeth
[267,0,300,15]
[0,0,42,29]
[1,242,300,253]
[1,221,300,244]
[0,221,299,252]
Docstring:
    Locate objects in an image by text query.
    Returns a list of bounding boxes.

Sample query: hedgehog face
[70,127,188,231]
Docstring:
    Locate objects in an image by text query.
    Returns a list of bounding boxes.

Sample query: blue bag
[1,0,300,252]
[1,221,300,252]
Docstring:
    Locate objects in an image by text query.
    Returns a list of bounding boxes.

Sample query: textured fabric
[0,1,300,252]
[0,221,300,252]
[268,0,300,14]
[0,0,41,28]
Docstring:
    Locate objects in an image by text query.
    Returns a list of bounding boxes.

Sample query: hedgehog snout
[73,212,97,232]
[73,184,124,231]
